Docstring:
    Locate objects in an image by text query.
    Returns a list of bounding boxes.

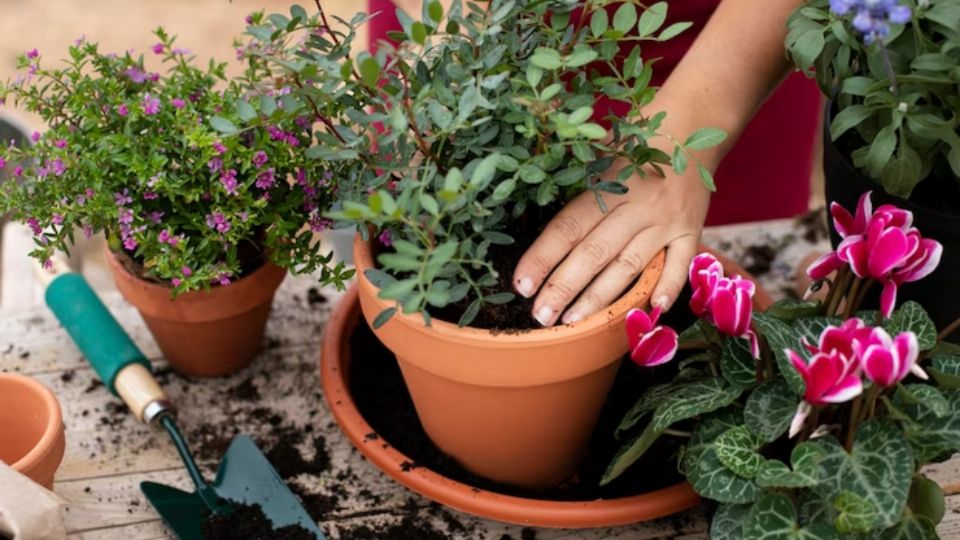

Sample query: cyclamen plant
[0,28,352,292]
[786,0,960,198]
[606,194,959,538]
[241,0,725,326]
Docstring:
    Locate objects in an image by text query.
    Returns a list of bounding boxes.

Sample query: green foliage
[786,0,960,198]
[253,0,722,324]
[745,379,798,442]
[0,23,353,291]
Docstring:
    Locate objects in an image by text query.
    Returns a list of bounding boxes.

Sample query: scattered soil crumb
[307,287,327,305]
[201,501,314,540]
[60,370,75,383]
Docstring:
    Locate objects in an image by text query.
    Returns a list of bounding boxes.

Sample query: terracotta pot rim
[353,234,666,345]
[0,373,63,473]
[103,245,282,297]
[320,286,701,528]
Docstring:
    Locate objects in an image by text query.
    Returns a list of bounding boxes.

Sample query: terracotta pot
[0,373,65,489]
[354,235,668,488]
[105,248,286,377]
[322,286,700,527]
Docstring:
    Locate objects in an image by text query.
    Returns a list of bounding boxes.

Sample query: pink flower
[805,318,872,362]
[171,278,182,287]
[856,328,926,387]
[51,214,63,226]
[26,49,39,59]
[123,67,149,84]
[0,157,5,168]
[171,47,190,56]
[207,157,223,173]
[206,212,231,234]
[151,43,165,54]
[30,131,40,143]
[182,266,192,277]
[252,151,268,168]
[171,98,186,109]
[688,252,759,357]
[788,348,863,437]
[26,217,42,235]
[141,93,160,115]
[54,139,66,148]
[212,141,227,154]
[13,165,23,177]
[116,104,129,117]
[378,229,393,247]
[807,192,942,317]
[255,168,275,189]
[220,169,238,195]
[626,306,679,367]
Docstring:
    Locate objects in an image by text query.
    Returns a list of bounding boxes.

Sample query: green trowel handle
[45,272,154,396]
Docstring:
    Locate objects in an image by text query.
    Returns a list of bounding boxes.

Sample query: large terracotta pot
[354,235,665,488]
[105,249,286,377]
[0,373,65,489]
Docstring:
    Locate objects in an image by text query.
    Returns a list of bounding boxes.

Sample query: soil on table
[201,501,315,540]
[350,294,697,500]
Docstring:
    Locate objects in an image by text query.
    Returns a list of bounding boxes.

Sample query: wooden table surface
[2,215,959,539]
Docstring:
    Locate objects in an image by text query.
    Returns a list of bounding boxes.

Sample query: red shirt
[367,0,820,225]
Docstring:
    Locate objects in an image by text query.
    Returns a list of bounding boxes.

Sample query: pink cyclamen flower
[688,252,759,357]
[788,348,863,437]
[856,327,926,387]
[626,306,679,367]
[805,318,872,363]
[151,43,164,54]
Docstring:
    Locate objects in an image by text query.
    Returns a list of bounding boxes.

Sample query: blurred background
[0,1,365,308]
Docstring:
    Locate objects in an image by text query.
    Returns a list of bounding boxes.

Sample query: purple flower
[149,73,160,82]
[212,141,227,154]
[74,35,85,46]
[51,214,64,226]
[151,43,165,54]
[220,168,238,195]
[13,165,23,177]
[147,211,164,224]
[114,190,133,206]
[245,14,255,24]
[171,98,186,109]
[378,229,393,247]
[43,259,53,270]
[118,208,134,225]
[158,229,178,246]
[143,191,158,200]
[116,104,129,117]
[309,214,333,233]
[83,224,93,238]
[54,139,66,148]
[26,49,39,59]
[123,236,138,251]
[182,266,192,277]
[206,212,231,234]
[142,93,160,115]
[831,0,911,44]
[85,188,95,198]
[30,131,40,143]
[207,157,223,173]
[124,67,149,83]
[267,125,287,141]
[171,278,182,287]
[255,168,275,189]
[0,157,5,169]
[27,217,42,235]
[172,47,190,55]
[215,273,232,286]
[252,151,268,168]
[50,158,66,176]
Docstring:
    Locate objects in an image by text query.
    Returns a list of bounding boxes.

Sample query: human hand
[512,157,712,327]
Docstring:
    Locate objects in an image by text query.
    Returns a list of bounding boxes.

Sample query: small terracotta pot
[354,235,666,488]
[105,249,286,377]
[0,373,66,489]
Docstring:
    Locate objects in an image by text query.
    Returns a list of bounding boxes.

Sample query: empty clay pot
[354,235,666,489]
[0,373,66,489]
[105,248,286,377]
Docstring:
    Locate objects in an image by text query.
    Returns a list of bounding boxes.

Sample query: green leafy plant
[786,0,960,198]
[243,0,724,326]
[0,27,353,292]
[607,193,959,539]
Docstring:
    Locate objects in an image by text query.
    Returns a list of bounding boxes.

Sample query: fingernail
[534,306,554,327]
[516,277,535,298]
[562,310,583,325]
[653,295,670,309]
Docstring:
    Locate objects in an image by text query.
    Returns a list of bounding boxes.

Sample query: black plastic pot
[822,108,960,342]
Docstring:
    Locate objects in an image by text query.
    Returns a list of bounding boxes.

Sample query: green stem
[826,267,853,317]
[843,278,863,320]
[663,429,692,438]
[846,395,863,451]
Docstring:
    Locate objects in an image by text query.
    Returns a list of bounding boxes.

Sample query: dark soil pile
[201,502,315,540]
[349,293,697,501]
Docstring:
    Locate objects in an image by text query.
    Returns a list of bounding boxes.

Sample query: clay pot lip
[320,286,701,528]
[353,234,666,345]
[0,373,64,474]
[104,245,287,322]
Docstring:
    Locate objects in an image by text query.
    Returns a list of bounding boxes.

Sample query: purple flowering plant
[0,28,353,293]
[786,0,960,198]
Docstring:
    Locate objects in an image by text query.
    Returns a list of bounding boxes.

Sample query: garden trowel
[36,259,324,540]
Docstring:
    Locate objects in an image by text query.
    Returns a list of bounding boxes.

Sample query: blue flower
[831,0,911,44]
